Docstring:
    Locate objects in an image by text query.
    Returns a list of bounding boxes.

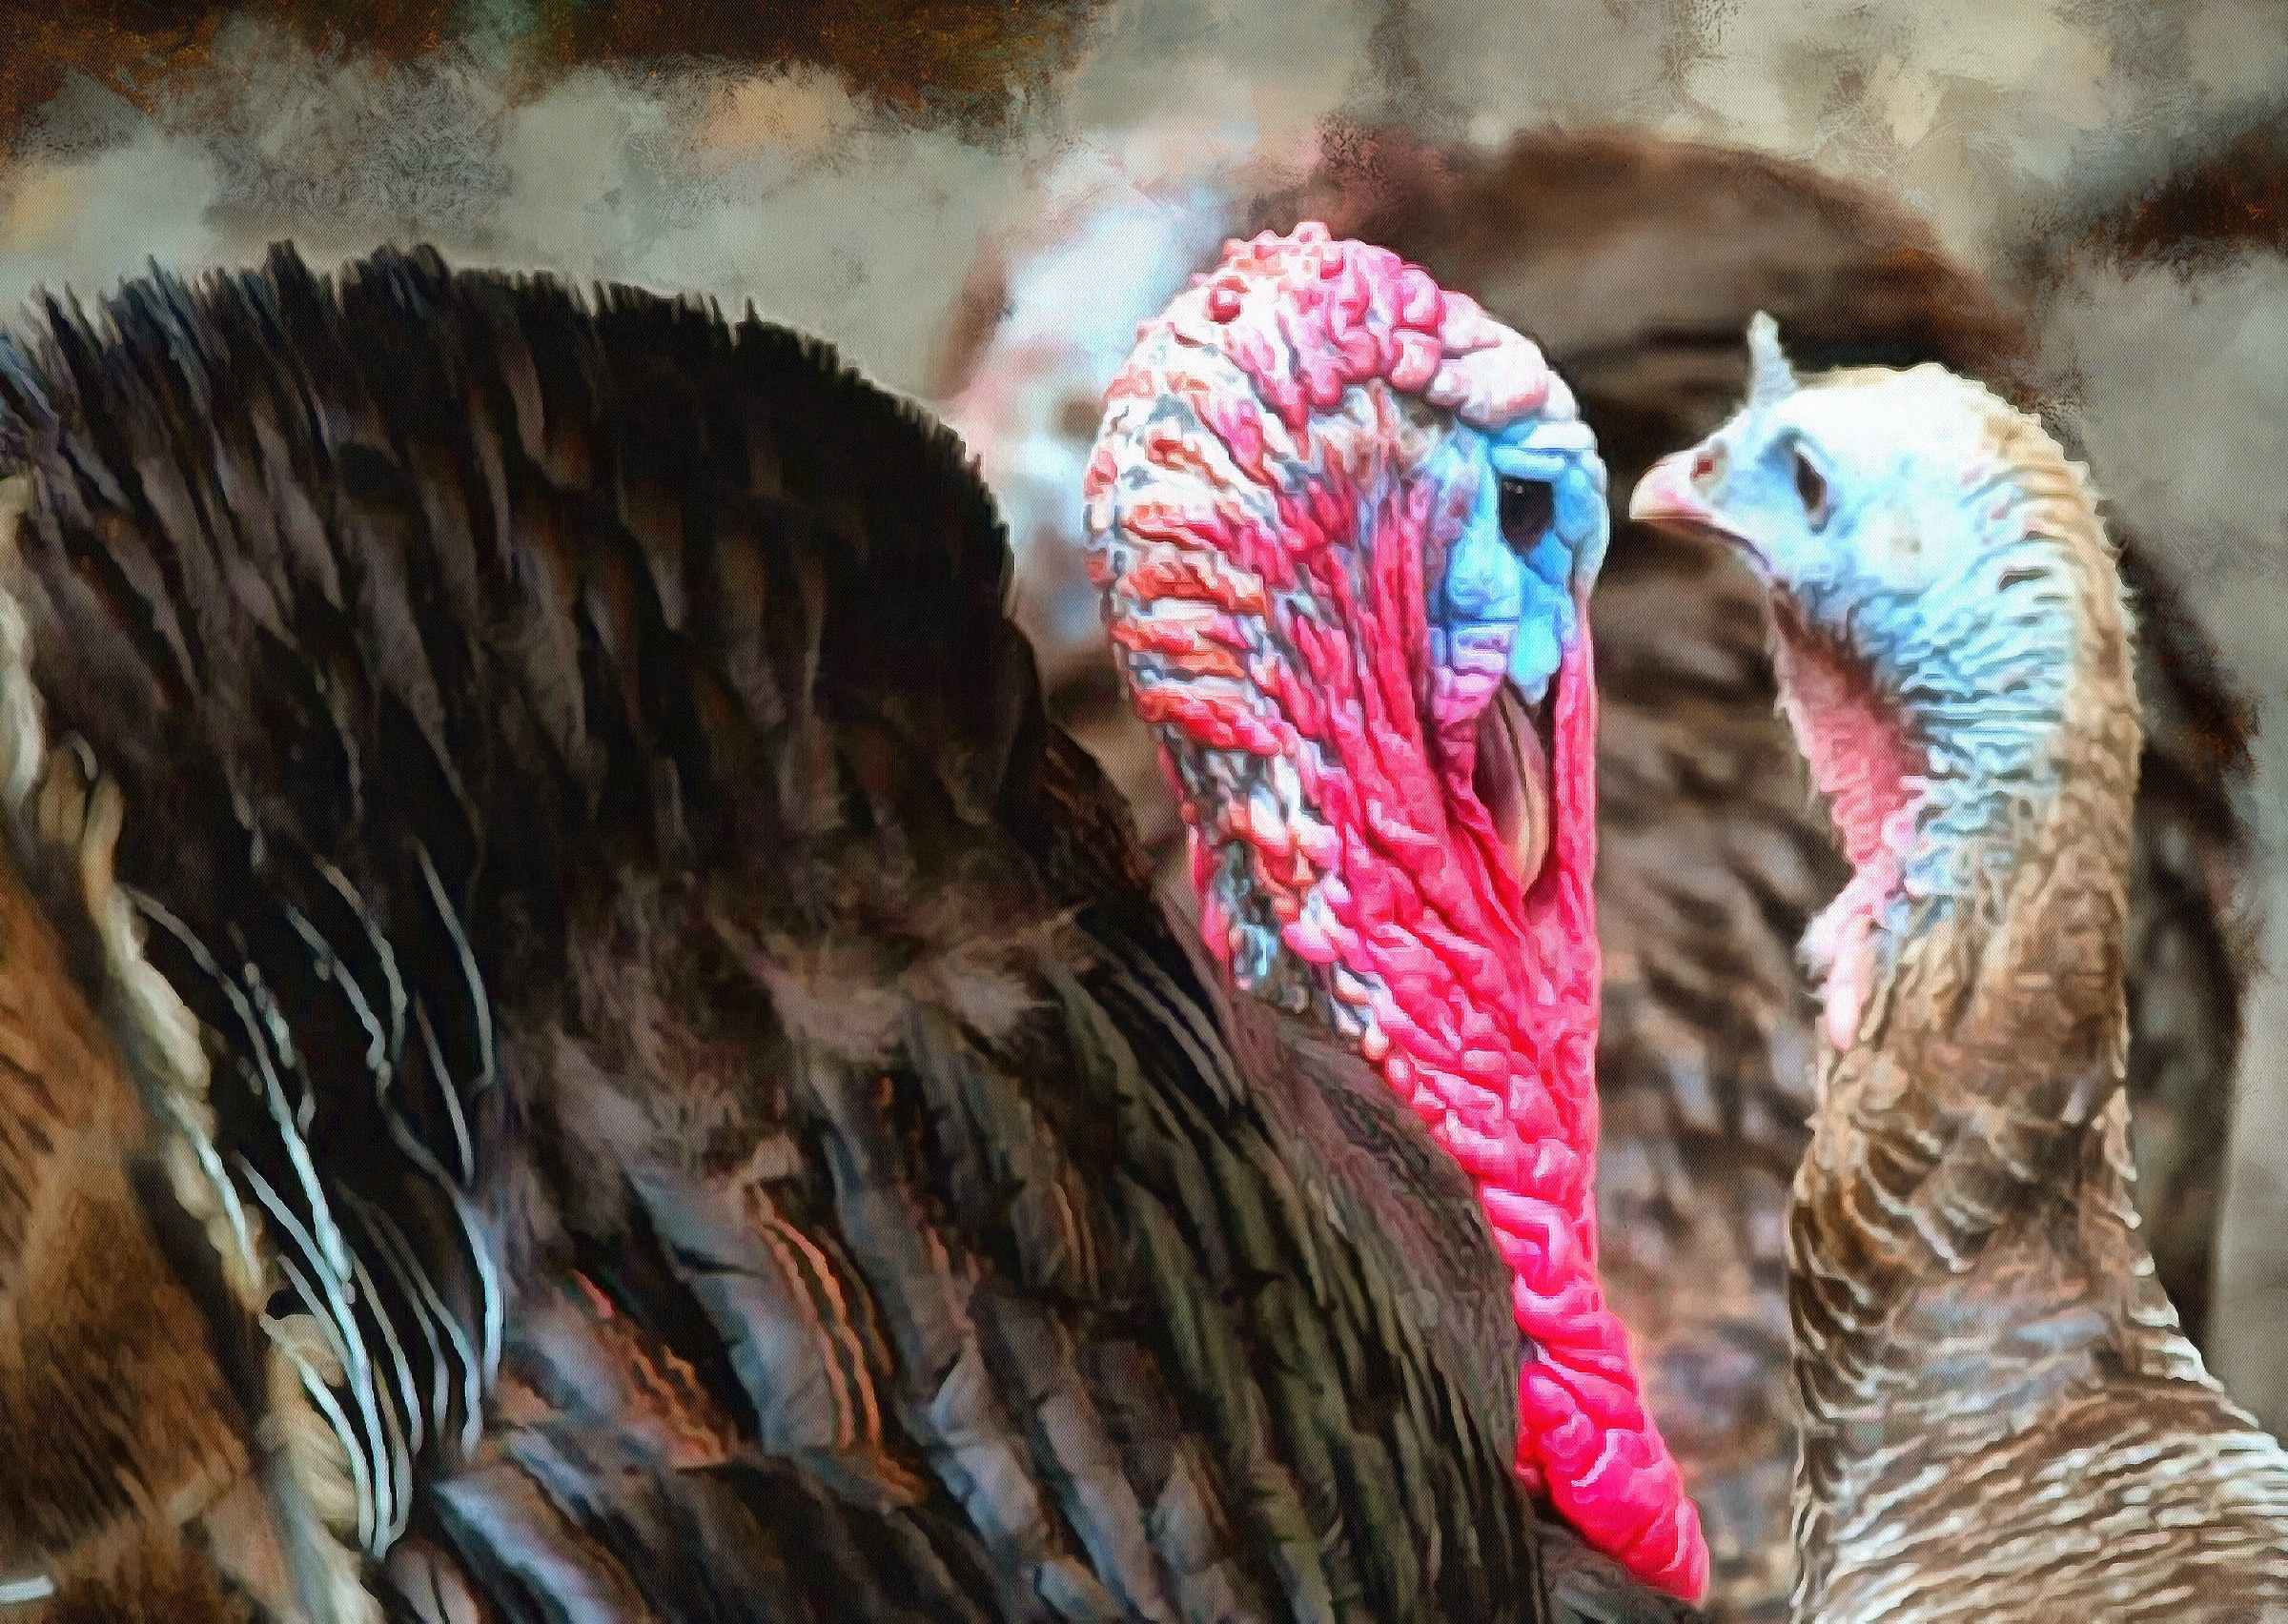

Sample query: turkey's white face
[1627,318,2093,738]
[1630,365,2004,623]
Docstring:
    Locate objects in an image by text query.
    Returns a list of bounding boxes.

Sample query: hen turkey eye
[1498,477,1555,553]
[1793,450,1830,529]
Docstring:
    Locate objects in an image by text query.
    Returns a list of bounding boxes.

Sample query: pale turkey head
[1630,315,2137,1049]
[1085,224,1706,1601]
[1628,311,2132,738]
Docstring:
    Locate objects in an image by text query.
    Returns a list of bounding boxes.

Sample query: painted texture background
[2,0,2285,1590]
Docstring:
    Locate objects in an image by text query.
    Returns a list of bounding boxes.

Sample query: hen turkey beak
[1629,448,1747,556]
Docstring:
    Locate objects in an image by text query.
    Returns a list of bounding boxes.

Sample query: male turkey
[0,234,1699,1618]
[1632,321,2288,1622]
[934,126,2253,1617]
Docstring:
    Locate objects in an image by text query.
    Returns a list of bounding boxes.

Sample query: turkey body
[0,248,1685,1621]
[934,128,2253,1619]
[1791,1088,2288,1623]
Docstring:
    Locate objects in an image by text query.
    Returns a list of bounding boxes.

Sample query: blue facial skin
[1428,417,1610,705]
[1676,380,2102,923]
[1704,419,2080,768]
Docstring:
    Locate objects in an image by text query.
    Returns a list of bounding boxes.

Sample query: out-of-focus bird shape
[1632,319,2288,1623]
[0,234,1704,1619]
[932,126,2253,1619]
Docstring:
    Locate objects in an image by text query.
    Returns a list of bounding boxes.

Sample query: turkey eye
[1793,449,1830,529]
[1498,477,1555,554]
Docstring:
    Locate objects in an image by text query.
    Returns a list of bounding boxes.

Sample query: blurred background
[2,1,2283,1615]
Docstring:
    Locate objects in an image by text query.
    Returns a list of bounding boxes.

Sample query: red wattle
[1407,632,1706,1601]
[1091,227,1709,1602]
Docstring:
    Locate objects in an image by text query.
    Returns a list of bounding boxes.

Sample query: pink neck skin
[1302,616,1707,1600]
[1774,628,1930,1052]
[1089,228,1706,1599]
[1116,492,1704,1599]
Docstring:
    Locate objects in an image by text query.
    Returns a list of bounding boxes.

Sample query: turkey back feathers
[0,246,1679,1622]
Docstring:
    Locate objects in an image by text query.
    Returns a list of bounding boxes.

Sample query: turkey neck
[1782,558,2206,1601]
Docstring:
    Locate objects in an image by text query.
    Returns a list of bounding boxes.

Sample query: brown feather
[1761,374,2288,1621]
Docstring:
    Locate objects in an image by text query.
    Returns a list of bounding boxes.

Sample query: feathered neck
[1780,442,2201,1620]
[1786,436,2143,1091]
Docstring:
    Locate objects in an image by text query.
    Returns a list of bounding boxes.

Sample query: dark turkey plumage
[0,245,1690,1621]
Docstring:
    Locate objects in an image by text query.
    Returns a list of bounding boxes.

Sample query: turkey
[934,125,2254,1616]
[1630,323,2288,1622]
[0,233,1700,1619]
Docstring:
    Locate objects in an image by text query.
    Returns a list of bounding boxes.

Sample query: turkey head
[1087,225,1706,1600]
[1630,314,2128,1060]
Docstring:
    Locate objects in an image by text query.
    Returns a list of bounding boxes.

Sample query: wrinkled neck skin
[1089,280,1704,1593]
[1780,561,2237,1617]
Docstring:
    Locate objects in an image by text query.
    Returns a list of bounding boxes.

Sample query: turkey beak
[1475,682,1553,887]
[1629,448,1750,558]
